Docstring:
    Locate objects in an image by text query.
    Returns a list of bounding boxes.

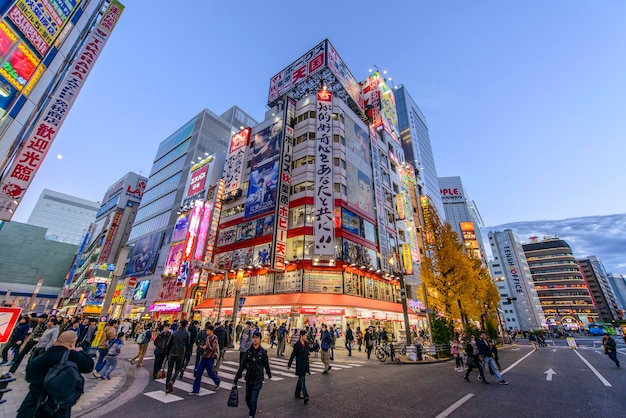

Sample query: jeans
[215,348,226,371]
[482,356,504,381]
[9,339,35,373]
[277,338,286,356]
[101,355,118,377]
[153,352,166,378]
[345,339,352,355]
[166,355,184,384]
[193,357,220,393]
[95,348,108,372]
[245,381,263,417]
[295,375,308,398]
[608,350,620,366]
[1,340,20,362]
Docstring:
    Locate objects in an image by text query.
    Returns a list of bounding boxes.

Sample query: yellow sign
[91,321,106,348]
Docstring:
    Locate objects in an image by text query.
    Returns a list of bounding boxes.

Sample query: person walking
[356,326,363,352]
[130,323,152,367]
[32,317,60,360]
[17,331,94,418]
[602,332,620,368]
[320,324,333,374]
[93,319,117,377]
[213,321,228,372]
[364,326,375,359]
[239,320,254,364]
[165,319,189,393]
[477,332,508,384]
[529,333,538,350]
[189,325,220,394]
[464,335,486,383]
[0,315,29,365]
[194,322,209,377]
[345,323,354,356]
[288,329,313,404]
[181,320,199,378]
[152,324,171,380]
[234,331,272,418]
[8,314,48,374]
[276,323,287,357]
[451,339,464,372]
[98,331,124,379]
[329,325,336,360]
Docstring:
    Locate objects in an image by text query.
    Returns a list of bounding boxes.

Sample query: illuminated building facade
[522,237,599,329]
[195,40,426,334]
[0,0,125,219]
[577,256,621,322]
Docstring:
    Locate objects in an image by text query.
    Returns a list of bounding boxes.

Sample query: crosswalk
[143,356,364,403]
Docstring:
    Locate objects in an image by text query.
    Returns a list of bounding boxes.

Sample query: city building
[395,85,444,219]
[55,172,147,317]
[488,230,546,330]
[0,221,77,312]
[26,188,99,245]
[577,256,621,322]
[607,273,626,313]
[522,237,599,329]
[438,176,488,262]
[124,107,256,320]
[0,0,124,219]
[191,40,427,336]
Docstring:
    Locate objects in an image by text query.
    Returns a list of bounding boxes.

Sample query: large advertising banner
[186,161,209,198]
[314,90,335,256]
[193,201,213,261]
[361,74,383,128]
[0,0,124,220]
[327,41,364,114]
[370,126,389,268]
[271,97,295,270]
[203,179,224,264]
[244,160,278,218]
[126,232,161,277]
[163,241,185,276]
[268,40,326,104]
[345,116,374,219]
[250,121,281,171]
[183,200,203,261]
[223,127,250,195]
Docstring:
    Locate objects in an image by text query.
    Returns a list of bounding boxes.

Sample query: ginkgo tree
[419,201,500,339]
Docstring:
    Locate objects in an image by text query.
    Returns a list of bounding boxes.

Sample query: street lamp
[389,257,412,344]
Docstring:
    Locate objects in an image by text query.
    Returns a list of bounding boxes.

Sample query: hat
[253,331,262,338]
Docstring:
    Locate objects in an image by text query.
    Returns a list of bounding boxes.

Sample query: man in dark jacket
[477,332,508,385]
[345,324,354,356]
[234,332,272,418]
[152,324,171,380]
[8,314,48,373]
[1,315,30,365]
[17,331,94,418]
[213,321,228,371]
[165,319,189,393]
[288,329,313,404]
[181,320,199,378]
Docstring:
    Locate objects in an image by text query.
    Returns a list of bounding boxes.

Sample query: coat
[17,346,94,418]
[287,340,312,376]
[167,328,189,357]
[234,345,272,383]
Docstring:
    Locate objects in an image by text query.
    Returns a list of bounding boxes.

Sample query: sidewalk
[1,339,149,418]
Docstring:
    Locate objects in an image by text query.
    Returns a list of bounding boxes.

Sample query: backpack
[37,350,84,415]
[137,330,147,344]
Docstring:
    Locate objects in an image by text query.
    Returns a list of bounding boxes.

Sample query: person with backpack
[194,322,210,377]
[130,322,152,367]
[320,324,333,374]
[17,331,94,418]
[98,332,124,380]
[152,324,172,380]
[165,319,190,393]
[276,323,287,357]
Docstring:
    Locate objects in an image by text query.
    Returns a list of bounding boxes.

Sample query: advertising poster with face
[127,233,162,276]
[237,221,256,241]
[256,214,275,237]
[344,117,374,218]
[214,251,233,270]
[217,226,237,247]
[163,242,185,276]
[253,243,272,266]
[244,161,278,218]
[250,121,282,171]
[232,247,254,270]
[171,214,189,243]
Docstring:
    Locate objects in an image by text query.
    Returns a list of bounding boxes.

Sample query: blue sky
[12,1,626,233]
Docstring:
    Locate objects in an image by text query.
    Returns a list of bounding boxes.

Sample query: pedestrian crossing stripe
[144,357,362,403]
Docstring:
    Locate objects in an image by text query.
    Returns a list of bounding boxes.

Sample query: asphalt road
[110,339,626,418]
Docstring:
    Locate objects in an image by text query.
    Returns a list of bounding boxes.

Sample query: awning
[196,293,409,314]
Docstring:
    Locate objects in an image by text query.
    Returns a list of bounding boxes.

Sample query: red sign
[128,277,137,287]
[317,308,345,315]
[186,164,209,198]
[300,307,317,314]
[0,307,22,344]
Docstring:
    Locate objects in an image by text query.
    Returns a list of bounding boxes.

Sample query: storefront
[150,300,183,323]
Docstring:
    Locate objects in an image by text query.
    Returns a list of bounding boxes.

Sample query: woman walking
[288,330,313,404]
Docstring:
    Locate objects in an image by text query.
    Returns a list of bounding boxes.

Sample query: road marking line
[501,349,535,375]
[573,350,612,387]
[435,393,474,418]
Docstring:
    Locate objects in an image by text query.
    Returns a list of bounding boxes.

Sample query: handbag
[227,386,238,407]
[321,342,330,352]
[156,368,166,379]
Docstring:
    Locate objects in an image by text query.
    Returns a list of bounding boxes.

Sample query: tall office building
[522,237,599,329]
[0,0,124,219]
[27,188,99,245]
[124,107,256,318]
[607,273,626,312]
[578,256,621,321]
[395,85,444,219]
[438,176,488,262]
[488,230,546,330]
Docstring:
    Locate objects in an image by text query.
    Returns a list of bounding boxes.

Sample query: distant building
[26,189,99,245]
[0,221,77,313]
[578,256,622,321]
[607,273,626,312]
[522,237,599,329]
[488,230,546,330]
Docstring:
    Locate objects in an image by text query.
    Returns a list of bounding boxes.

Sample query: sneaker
[92,371,99,379]
[295,395,303,399]
[304,396,309,404]
[100,375,106,380]
[106,375,111,380]
[7,361,14,366]
[188,392,199,396]
[499,380,509,385]
[215,381,220,390]
[166,381,173,393]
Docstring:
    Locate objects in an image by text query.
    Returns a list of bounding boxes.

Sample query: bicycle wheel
[375,346,387,362]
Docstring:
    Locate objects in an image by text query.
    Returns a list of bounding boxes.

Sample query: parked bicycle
[375,340,407,362]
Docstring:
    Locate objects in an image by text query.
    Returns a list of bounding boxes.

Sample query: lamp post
[215,270,228,324]
[389,257,412,343]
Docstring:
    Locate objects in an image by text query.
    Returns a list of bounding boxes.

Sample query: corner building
[197,40,426,335]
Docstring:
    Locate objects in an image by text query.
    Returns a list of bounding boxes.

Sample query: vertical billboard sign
[271,97,295,270]
[361,74,382,128]
[204,179,224,264]
[378,76,400,143]
[183,200,203,262]
[268,40,326,104]
[0,0,124,220]
[193,199,213,261]
[326,41,364,115]
[370,126,388,269]
[400,165,420,265]
[313,89,335,256]
[223,127,250,196]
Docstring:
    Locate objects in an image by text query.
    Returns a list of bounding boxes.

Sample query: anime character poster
[171,214,189,243]
[244,161,278,218]
[133,280,150,300]
[217,226,237,247]
[256,214,275,237]
[345,117,374,218]
[253,243,272,267]
[214,251,233,270]
[232,247,254,270]
[126,233,162,276]
[163,242,185,276]
[87,282,107,304]
[237,221,256,241]
[250,121,282,171]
